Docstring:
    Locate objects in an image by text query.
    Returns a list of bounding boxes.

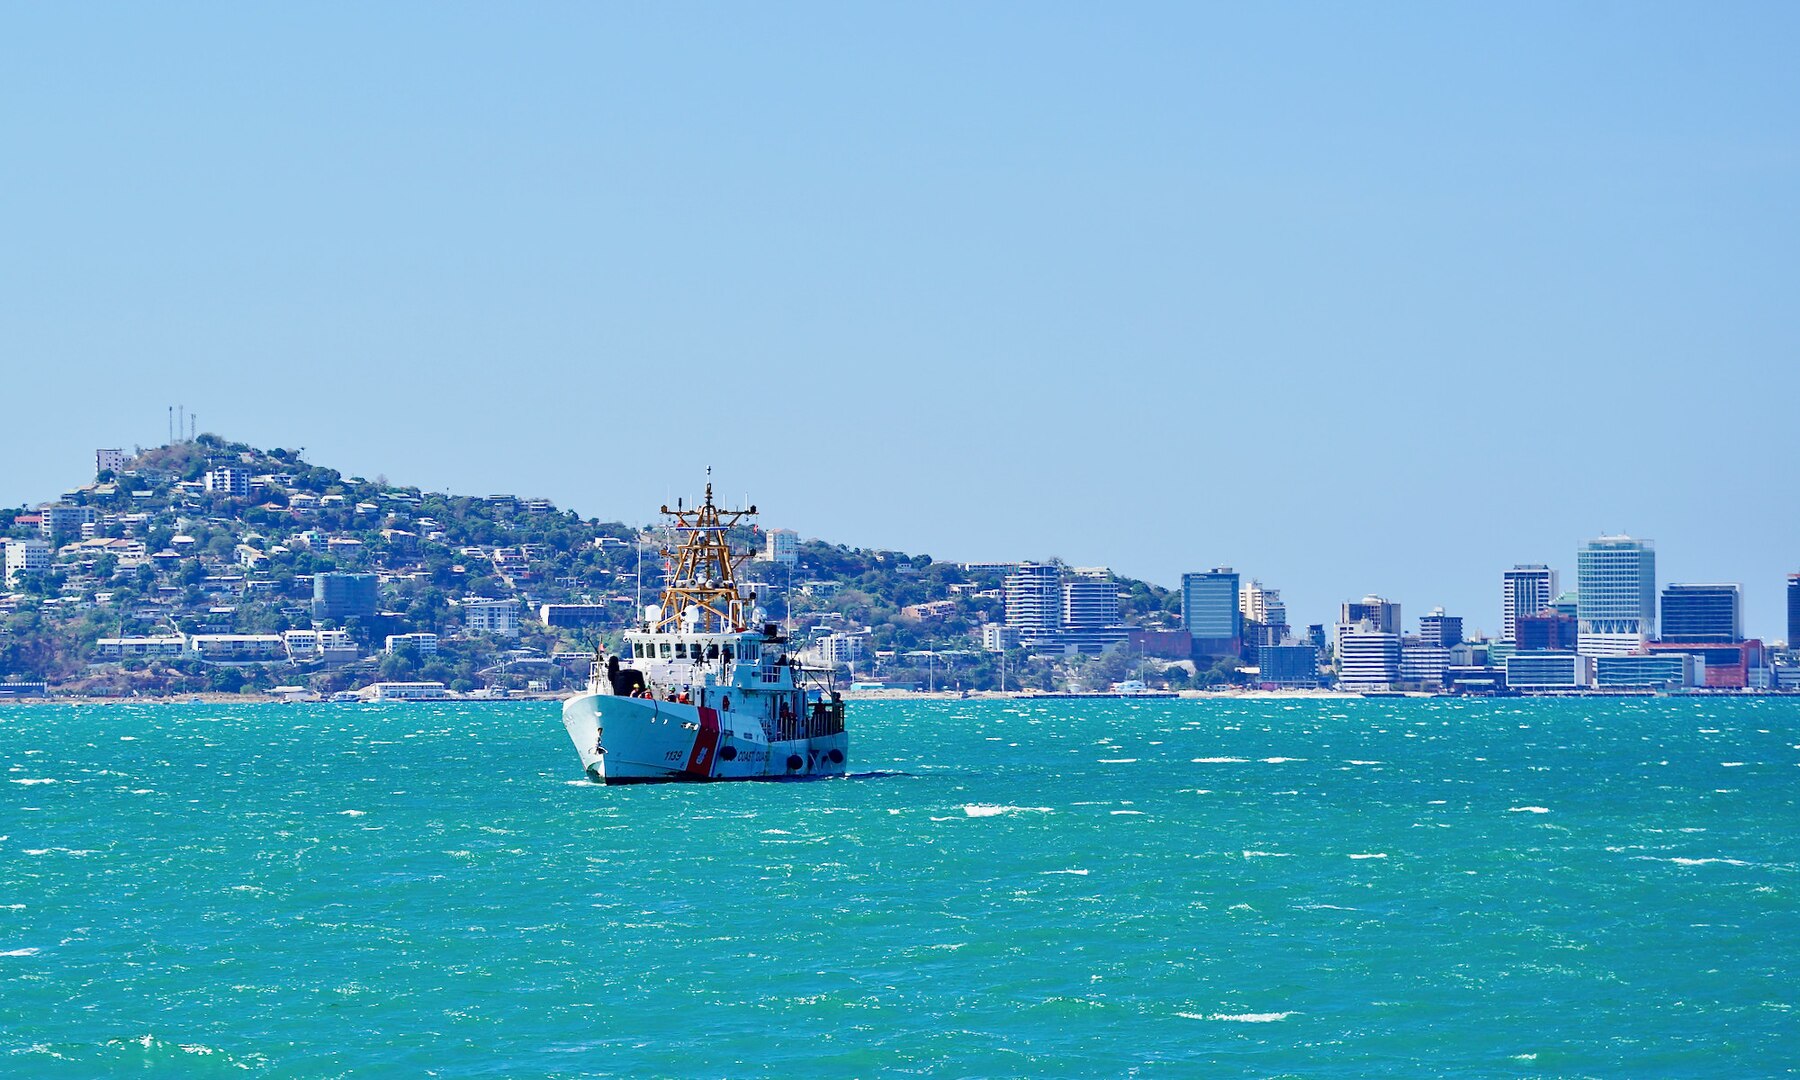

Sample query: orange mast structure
[650,479,757,634]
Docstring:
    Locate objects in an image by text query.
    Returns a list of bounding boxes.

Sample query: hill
[0,436,1185,697]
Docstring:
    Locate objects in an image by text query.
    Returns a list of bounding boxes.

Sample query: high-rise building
[95,448,126,476]
[1659,584,1742,644]
[1789,574,1800,649]
[1182,568,1241,657]
[1501,565,1558,644]
[1336,621,1401,691]
[1418,607,1463,648]
[1576,535,1656,657]
[312,572,378,620]
[1004,564,1062,636]
[1336,595,1399,654]
[1340,595,1400,633]
[1062,577,1120,629]
[1239,580,1287,648]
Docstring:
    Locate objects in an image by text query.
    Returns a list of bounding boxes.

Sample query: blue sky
[4,4,1797,638]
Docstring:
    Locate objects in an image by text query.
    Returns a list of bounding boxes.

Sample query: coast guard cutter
[560,485,847,783]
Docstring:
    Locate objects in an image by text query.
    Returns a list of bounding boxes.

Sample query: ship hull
[562,691,848,784]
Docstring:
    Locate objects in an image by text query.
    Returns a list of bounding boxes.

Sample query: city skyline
[5,6,1797,640]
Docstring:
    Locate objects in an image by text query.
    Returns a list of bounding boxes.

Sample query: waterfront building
[980,623,1020,652]
[1505,651,1593,691]
[464,598,522,637]
[1501,565,1558,644]
[95,448,127,476]
[1418,607,1463,649]
[1790,574,1800,648]
[4,539,51,586]
[1336,621,1402,692]
[1004,564,1063,638]
[1645,640,1763,690]
[1576,535,1656,656]
[1062,578,1120,629]
[384,633,439,658]
[1595,654,1698,690]
[362,682,455,702]
[1182,568,1241,658]
[1659,584,1742,643]
[1399,643,1451,689]
[763,528,799,566]
[1257,643,1320,688]
[313,572,378,620]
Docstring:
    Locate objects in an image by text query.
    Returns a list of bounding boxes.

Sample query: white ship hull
[563,691,848,784]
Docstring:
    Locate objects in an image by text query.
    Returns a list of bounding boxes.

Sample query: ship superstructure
[560,484,847,783]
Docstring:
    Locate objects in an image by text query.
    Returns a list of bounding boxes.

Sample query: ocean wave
[1192,757,1248,763]
[962,805,1051,817]
[1179,1011,1294,1022]
[1508,806,1551,814]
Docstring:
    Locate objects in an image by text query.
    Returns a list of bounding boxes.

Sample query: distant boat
[560,484,847,784]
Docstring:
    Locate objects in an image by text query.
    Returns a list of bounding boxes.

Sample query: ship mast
[651,476,757,634]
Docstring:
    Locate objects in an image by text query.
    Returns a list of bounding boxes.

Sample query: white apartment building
[981,623,1021,652]
[464,598,521,637]
[817,631,867,667]
[94,635,188,660]
[764,528,800,566]
[1004,563,1062,636]
[385,632,440,657]
[187,634,285,663]
[95,448,127,475]
[4,539,51,586]
[1062,578,1120,629]
[203,467,249,497]
[39,504,95,542]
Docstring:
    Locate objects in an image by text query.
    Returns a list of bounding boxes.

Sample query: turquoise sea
[2,697,1797,1076]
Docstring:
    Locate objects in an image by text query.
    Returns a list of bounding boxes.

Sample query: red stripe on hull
[682,706,722,777]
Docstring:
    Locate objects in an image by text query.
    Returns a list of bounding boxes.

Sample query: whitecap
[761,829,792,835]
[1508,806,1551,814]
[10,779,55,786]
[1261,757,1305,763]
[1041,869,1090,875]
[1346,760,1383,765]
[1349,853,1388,859]
[1097,758,1138,764]
[1243,851,1292,858]
[1192,757,1247,763]
[0,948,41,957]
[1186,1011,1294,1022]
[1721,762,1746,768]
[1110,810,1146,816]
[337,810,366,817]
[963,805,1050,817]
